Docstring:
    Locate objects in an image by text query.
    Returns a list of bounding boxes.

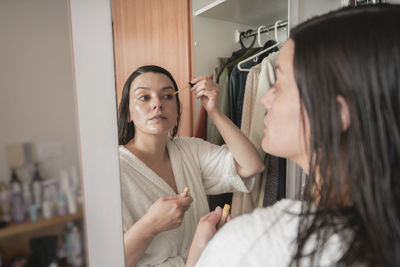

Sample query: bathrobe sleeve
[176,137,255,195]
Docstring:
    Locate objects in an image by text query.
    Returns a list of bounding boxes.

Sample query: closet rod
[348,0,385,5]
[241,21,288,39]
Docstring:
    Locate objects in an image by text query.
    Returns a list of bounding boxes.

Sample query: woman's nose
[261,88,274,111]
[151,96,162,110]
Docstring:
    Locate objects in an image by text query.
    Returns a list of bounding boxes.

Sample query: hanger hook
[274,20,283,44]
[257,25,266,47]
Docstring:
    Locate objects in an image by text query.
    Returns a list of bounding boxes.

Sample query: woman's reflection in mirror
[117,65,264,266]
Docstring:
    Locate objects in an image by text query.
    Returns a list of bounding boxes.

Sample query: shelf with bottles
[0,210,83,239]
[0,161,83,236]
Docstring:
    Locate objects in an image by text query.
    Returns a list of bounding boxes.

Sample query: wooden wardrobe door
[112,0,194,136]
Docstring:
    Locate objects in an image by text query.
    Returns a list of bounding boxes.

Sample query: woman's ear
[336,95,350,132]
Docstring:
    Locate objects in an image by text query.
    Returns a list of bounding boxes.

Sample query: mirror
[109,0,290,266]
[0,0,87,266]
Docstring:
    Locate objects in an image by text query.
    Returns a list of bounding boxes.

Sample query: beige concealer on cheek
[132,103,148,115]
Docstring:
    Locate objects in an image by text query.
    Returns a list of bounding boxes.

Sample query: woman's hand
[142,194,193,236]
[186,206,231,267]
[190,76,220,114]
[123,194,192,267]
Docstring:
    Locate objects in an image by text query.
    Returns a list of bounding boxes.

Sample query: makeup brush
[171,82,194,95]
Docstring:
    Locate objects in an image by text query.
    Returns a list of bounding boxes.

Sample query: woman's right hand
[142,194,193,236]
[186,206,228,267]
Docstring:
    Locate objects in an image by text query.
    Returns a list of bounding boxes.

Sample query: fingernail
[215,206,221,212]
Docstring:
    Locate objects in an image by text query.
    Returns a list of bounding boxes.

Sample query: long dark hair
[290,5,400,266]
[118,65,182,145]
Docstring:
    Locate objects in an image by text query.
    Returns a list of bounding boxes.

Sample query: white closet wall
[290,0,342,27]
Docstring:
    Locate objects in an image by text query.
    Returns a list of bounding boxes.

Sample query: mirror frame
[69,0,125,266]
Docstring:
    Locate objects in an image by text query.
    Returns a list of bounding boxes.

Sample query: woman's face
[128,72,178,136]
[261,39,309,171]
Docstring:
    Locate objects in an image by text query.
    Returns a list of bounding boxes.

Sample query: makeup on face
[129,73,179,133]
[134,86,174,97]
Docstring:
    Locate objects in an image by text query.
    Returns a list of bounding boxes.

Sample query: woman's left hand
[186,206,231,267]
[190,76,220,114]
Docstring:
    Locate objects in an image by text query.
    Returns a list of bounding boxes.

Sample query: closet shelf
[194,0,288,26]
[0,210,83,239]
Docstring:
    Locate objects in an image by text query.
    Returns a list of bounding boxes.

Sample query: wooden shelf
[0,210,83,239]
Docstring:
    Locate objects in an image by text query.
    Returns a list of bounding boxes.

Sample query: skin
[260,40,309,173]
[123,72,264,266]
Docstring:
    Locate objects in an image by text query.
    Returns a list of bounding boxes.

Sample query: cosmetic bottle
[10,169,25,223]
[42,183,53,219]
[57,193,67,217]
[0,182,11,222]
[70,223,83,266]
[60,170,77,214]
[64,222,83,266]
[31,163,43,210]
[22,181,32,207]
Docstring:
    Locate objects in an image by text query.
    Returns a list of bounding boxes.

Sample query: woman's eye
[138,95,149,101]
[163,94,174,100]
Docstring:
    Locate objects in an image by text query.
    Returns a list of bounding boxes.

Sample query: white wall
[0,0,80,183]
[192,16,256,78]
[289,0,342,27]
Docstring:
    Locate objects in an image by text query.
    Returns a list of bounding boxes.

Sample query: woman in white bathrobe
[117,65,264,267]
[186,5,400,267]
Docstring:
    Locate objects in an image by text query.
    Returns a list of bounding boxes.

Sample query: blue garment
[229,40,277,128]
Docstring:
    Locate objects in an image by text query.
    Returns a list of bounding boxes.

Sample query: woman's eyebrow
[135,86,174,91]
[134,87,150,91]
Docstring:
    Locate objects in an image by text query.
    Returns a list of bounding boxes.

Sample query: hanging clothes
[214,57,230,84]
[229,40,277,128]
[231,51,279,217]
[206,48,258,145]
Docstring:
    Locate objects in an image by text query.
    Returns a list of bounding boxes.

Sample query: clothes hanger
[238,20,285,72]
[274,20,283,44]
[239,30,257,50]
[257,25,266,47]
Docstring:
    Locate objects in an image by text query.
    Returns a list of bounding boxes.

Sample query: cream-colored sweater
[119,137,254,267]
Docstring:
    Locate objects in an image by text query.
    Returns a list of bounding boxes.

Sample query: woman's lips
[150,114,167,120]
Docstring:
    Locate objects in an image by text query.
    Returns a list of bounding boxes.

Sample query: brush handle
[171,82,194,95]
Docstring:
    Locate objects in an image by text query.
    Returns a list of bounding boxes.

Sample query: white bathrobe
[196,200,345,267]
[119,137,254,267]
